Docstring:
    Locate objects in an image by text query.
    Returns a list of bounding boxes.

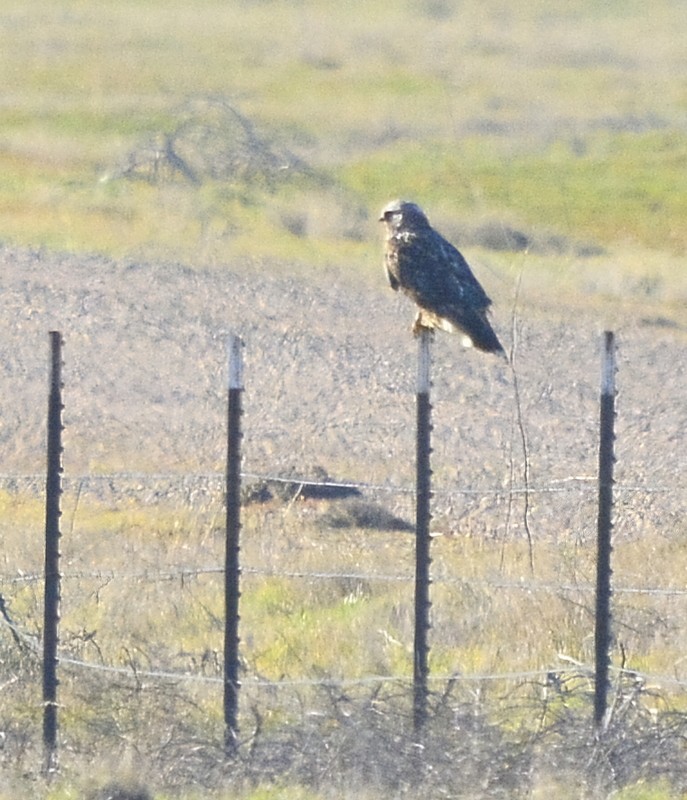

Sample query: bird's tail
[464,312,505,356]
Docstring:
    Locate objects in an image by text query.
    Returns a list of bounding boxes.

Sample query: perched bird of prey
[380,199,505,355]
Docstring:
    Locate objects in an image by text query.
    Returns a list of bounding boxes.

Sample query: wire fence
[4,589,687,692]
[5,560,687,597]
[1,326,686,792]
[2,467,685,688]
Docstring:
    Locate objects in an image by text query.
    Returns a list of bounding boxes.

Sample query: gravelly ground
[0,244,684,543]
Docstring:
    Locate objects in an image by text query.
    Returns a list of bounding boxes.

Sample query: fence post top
[228,335,244,390]
[416,329,432,394]
[601,331,616,396]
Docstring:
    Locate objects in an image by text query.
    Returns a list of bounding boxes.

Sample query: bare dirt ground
[0,244,684,543]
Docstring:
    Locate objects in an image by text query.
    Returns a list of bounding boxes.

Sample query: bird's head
[379,199,430,232]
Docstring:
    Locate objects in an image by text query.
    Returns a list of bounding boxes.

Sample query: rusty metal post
[224,335,243,754]
[413,329,433,737]
[43,331,63,772]
[594,331,616,731]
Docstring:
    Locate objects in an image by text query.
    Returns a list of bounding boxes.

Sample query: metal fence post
[224,334,243,754]
[43,331,63,772]
[413,329,433,738]
[594,331,616,731]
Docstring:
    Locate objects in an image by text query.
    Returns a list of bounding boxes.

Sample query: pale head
[379,199,430,231]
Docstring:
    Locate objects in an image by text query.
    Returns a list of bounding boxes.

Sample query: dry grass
[3,484,687,799]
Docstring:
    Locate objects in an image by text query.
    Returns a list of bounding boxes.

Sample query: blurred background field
[1,2,686,799]
[1,0,687,294]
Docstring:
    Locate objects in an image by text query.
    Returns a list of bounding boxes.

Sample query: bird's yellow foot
[412,313,434,337]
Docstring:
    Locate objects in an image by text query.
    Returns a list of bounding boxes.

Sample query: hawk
[380,199,505,355]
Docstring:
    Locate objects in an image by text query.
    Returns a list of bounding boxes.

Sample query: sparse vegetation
[2,481,687,799]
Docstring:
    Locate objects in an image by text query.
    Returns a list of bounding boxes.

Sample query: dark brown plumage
[380,199,504,355]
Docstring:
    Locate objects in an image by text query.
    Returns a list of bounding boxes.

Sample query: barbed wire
[50,651,687,693]
[0,566,687,597]
[0,470,678,498]
[3,565,687,597]
[54,656,571,687]
[2,611,685,693]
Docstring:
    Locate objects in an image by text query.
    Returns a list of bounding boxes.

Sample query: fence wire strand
[3,566,687,597]
[0,471,678,497]
[18,646,685,694]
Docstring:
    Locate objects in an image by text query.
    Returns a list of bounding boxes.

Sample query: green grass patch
[341,130,687,254]
[613,781,680,800]
[2,0,686,285]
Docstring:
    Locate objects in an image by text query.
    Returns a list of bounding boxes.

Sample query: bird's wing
[384,246,401,290]
[386,263,400,291]
[436,236,492,310]
[389,226,492,309]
